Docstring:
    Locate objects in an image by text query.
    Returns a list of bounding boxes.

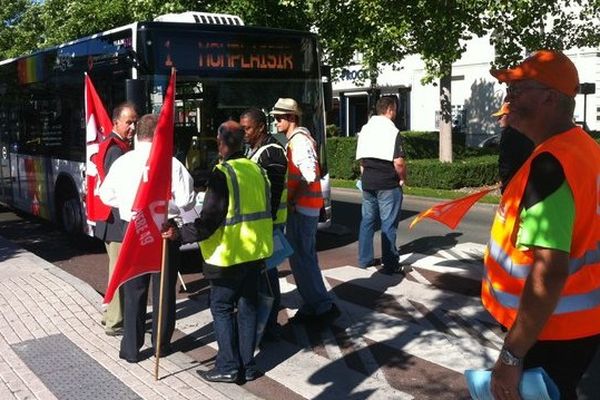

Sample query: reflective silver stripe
[250,143,286,163]
[488,240,532,279]
[221,161,271,226]
[221,162,241,218]
[288,172,303,180]
[489,238,600,278]
[225,211,272,225]
[260,165,272,216]
[485,274,600,315]
[484,276,521,310]
[278,203,287,211]
[569,242,600,274]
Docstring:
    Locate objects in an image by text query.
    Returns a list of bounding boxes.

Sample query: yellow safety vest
[200,158,273,267]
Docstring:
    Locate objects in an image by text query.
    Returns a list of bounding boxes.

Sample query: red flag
[409,187,497,230]
[104,70,176,304]
[85,74,114,221]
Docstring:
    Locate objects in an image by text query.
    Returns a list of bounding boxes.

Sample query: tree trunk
[439,64,453,163]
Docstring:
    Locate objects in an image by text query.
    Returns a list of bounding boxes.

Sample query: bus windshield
[138,25,327,175]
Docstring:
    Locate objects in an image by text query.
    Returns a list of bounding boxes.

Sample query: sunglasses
[275,114,291,122]
[506,84,549,98]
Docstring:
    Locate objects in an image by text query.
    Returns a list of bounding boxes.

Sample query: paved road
[0,189,598,399]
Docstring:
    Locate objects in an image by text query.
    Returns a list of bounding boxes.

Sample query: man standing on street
[484,49,600,399]
[271,98,340,324]
[175,121,273,383]
[356,96,407,274]
[99,114,195,362]
[241,108,287,340]
[95,102,137,336]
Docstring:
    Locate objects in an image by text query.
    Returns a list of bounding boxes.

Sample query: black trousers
[120,240,180,359]
[524,333,600,400]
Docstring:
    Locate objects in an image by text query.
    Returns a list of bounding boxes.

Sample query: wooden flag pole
[154,238,169,381]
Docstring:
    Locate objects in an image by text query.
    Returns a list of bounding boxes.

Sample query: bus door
[173,81,218,175]
[0,129,13,204]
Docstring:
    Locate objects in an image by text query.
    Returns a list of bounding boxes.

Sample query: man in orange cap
[492,102,533,193]
[482,50,600,399]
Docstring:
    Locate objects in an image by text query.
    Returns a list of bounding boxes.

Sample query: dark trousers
[265,267,281,331]
[209,266,260,374]
[120,240,180,359]
[524,333,600,399]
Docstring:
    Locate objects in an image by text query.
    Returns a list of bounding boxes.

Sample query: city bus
[0,11,332,235]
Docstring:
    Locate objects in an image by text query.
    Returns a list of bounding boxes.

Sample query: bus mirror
[321,65,333,112]
[126,79,148,115]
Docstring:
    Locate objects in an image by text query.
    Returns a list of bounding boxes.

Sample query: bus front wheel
[55,180,83,234]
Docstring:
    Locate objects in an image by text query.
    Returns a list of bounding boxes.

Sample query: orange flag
[409,187,497,230]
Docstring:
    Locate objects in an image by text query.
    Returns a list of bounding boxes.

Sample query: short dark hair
[112,101,137,122]
[375,96,397,116]
[136,114,158,141]
[240,107,267,128]
[217,120,244,151]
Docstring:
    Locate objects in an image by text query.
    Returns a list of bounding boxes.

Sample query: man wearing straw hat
[270,98,340,324]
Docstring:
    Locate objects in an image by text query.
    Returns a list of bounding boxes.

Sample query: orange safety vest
[482,126,600,340]
[286,128,324,211]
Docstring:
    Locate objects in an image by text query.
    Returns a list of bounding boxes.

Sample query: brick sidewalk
[0,235,260,400]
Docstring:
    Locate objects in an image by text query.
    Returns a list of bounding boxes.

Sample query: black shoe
[288,311,318,325]
[105,327,124,337]
[316,304,341,323]
[379,265,404,275]
[118,351,139,364]
[244,368,263,382]
[198,368,239,383]
[262,324,282,342]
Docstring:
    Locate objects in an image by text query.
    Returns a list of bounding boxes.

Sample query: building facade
[331,36,600,146]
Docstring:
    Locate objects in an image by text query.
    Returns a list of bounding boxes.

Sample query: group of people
[92,49,600,398]
[93,97,339,383]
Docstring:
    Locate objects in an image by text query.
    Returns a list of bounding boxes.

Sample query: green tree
[486,0,600,68]
[311,0,486,162]
[0,0,36,59]
[403,0,488,163]
[205,0,312,30]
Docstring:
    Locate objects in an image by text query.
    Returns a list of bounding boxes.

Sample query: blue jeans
[358,188,403,270]
[209,266,260,374]
[286,211,332,315]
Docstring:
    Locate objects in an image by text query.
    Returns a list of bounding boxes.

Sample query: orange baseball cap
[492,102,509,117]
[490,50,579,97]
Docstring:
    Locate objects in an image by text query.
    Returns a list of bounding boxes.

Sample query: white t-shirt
[99,141,195,222]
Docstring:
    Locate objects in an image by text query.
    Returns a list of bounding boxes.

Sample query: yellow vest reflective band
[200,158,273,267]
[250,143,288,227]
[482,127,600,340]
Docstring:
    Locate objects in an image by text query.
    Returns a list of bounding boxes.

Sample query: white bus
[0,12,332,235]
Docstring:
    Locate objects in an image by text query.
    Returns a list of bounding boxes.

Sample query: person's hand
[491,360,523,400]
[161,223,179,241]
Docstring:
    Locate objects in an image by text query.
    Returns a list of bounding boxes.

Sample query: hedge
[406,156,498,189]
[326,134,499,188]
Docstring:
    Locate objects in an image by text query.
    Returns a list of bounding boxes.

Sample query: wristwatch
[499,347,522,367]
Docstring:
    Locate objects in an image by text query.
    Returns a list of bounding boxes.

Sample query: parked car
[478,134,500,148]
